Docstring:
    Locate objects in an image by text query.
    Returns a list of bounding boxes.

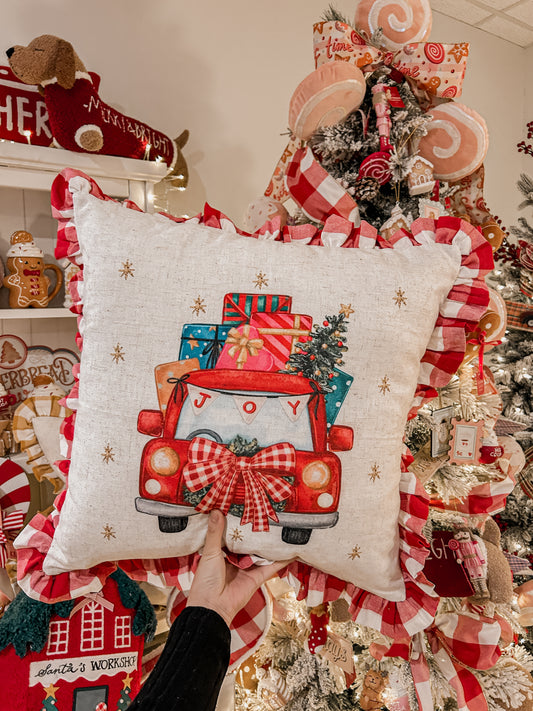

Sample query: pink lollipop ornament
[289,63,367,141]
[354,0,432,51]
[415,102,489,182]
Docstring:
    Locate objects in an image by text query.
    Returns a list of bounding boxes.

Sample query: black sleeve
[128,606,231,711]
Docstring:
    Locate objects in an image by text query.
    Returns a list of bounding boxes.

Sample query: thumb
[202,509,225,558]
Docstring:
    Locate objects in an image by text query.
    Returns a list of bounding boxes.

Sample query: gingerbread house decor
[380,203,413,240]
[0,569,155,711]
[407,155,435,196]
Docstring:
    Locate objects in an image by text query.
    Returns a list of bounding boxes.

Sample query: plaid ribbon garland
[183,438,295,531]
[0,509,25,567]
[285,147,360,226]
[503,550,533,578]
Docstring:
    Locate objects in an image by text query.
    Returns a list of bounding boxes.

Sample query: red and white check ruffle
[15,169,492,647]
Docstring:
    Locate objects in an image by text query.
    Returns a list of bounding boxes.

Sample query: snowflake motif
[111,344,125,363]
[191,296,207,316]
[378,376,391,395]
[449,43,469,63]
[368,464,381,482]
[348,545,361,560]
[339,303,354,318]
[254,271,269,289]
[119,259,135,280]
[393,288,407,308]
[101,524,116,541]
[230,528,244,542]
[101,444,115,464]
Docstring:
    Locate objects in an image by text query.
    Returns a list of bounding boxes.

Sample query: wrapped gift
[324,368,354,427]
[179,324,232,369]
[215,324,275,371]
[249,312,312,370]
[222,292,292,325]
[155,358,200,411]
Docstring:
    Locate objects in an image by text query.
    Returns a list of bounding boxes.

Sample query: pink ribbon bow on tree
[183,438,296,532]
[0,509,25,567]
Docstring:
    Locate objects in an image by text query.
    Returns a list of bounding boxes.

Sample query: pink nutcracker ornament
[450,528,489,598]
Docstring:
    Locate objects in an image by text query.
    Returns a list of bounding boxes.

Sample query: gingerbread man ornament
[3,231,63,308]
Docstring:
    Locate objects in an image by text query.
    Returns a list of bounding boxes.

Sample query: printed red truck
[135,369,353,545]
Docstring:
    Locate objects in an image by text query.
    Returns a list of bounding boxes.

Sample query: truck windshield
[174,387,315,451]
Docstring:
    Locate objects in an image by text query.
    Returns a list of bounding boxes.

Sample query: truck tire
[158,516,188,533]
[281,527,312,545]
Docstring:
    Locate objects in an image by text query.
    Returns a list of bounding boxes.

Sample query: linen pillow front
[35,173,490,605]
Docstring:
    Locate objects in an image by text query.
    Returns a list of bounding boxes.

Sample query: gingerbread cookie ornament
[3,230,63,308]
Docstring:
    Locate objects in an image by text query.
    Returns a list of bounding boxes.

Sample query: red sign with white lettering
[0,65,52,146]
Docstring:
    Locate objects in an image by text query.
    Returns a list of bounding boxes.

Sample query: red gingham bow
[0,509,25,567]
[183,438,296,532]
[467,329,501,394]
[372,610,508,711]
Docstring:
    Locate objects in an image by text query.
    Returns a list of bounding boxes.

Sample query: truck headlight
[150,447,180,476]
[302,460,331,490]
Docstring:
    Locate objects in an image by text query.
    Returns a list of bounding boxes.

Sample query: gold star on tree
[339,303,354,318]
[191,296,206,316]
[368,464,381,482]
[101,444,115,464]
[111,344,125,363]
[254,271,269,289]
[122,673,133,689]
[230,528,244,542]
[119,259,135,280]
[348,545,361,560]
[101,524,116,541]
[44,682,60,699]
[393,288,407,308]
[378,376,391,395]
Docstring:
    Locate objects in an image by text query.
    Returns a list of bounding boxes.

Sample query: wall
[0,1,527,230]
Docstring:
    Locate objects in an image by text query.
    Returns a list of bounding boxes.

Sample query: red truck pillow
[15,170,491,638]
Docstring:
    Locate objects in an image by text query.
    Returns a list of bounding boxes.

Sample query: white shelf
[0,141,169,206]
[0,308,76,320]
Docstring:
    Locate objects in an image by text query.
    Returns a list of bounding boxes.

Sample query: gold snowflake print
[368,464,381,482]
[230,528,244,542]
[119,260,135,280]
[101,444,115,464]
[101,524,116,541]
[254,271,269,289]
[393,288,407,308]
[378,376,391,395]
[339,303,354,318]
[348,545,361,560]
[191,296,206,316]
[111,344,125,363]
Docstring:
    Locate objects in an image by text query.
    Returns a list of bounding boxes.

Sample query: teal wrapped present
[179,324,231,369]
[324,368,354,428]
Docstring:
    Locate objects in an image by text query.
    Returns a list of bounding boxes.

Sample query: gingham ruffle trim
[15,168,491,640]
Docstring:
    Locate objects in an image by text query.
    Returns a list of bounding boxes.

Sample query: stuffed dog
[6,35,188,187]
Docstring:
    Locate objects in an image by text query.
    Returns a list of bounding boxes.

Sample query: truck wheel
[158,516,188,533]
[282,527,312,545]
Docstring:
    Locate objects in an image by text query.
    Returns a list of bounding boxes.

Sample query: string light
[23,130,32,145]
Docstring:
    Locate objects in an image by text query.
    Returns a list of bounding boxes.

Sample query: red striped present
[249,312,312,369]
[222,292,292,325]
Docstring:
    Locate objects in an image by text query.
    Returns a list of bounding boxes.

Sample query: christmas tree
[234,1,533,710]
[283,313,348,392]
[116,674,133,710]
